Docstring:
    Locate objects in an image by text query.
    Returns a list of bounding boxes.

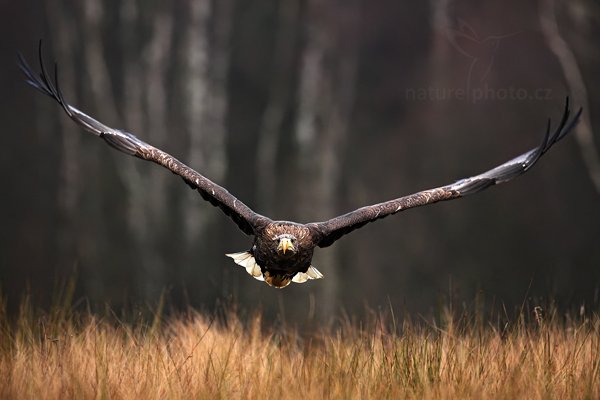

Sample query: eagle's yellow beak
[278,238,295,254]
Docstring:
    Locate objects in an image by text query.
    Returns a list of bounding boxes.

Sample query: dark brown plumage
[19,44,582,288]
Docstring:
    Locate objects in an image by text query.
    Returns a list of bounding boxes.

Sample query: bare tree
[136,4,175,299]
[45,0,82,284]
[256,0,301,214]
[181,0,232,248]
[294,0,360,319]
[428,0,452,92]
[539,0,600,195]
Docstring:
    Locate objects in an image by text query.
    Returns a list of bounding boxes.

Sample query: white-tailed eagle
[19,43,582,288]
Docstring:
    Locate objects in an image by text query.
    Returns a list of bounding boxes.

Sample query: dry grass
[0,302,598,400]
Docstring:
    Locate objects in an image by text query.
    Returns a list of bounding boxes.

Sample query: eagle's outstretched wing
[310,99,581,248]
[19,43,270,235]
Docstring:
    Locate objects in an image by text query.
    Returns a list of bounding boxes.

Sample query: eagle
[19,44,582,288]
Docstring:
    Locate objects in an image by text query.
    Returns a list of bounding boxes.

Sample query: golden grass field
[0,300,598,400]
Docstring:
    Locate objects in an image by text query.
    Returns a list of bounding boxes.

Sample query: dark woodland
[1,0,599,323]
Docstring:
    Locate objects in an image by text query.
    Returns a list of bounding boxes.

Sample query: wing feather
[309,99,581,248]
[19,42,270,235]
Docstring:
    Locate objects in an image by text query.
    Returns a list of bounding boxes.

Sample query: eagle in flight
[19,44,582,288]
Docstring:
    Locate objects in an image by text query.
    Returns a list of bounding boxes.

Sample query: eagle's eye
[276,235,296,255]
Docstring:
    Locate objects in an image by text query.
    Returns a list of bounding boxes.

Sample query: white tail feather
[292,265,324,283]
[225,252,264,281]
[225,252,323,285]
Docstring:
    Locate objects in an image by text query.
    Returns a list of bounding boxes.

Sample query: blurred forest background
[1,0,599,323]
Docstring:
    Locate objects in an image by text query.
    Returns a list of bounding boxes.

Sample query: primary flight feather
[19,43,582,288]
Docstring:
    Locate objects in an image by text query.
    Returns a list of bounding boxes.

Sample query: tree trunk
[295,0,359,321]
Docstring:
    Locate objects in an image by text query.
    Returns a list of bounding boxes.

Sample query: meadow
[0,298,598,399]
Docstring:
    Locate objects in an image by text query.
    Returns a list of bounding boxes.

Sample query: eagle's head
[275,234,297,257]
